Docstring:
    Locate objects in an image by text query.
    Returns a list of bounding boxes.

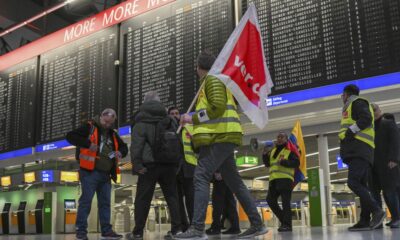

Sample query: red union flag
[209,3,273,129]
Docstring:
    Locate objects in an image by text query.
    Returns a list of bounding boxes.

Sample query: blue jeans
[192,143,262,231]
[76,169,112,234]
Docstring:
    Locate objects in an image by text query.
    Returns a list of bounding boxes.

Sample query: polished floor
[0,226,398,240]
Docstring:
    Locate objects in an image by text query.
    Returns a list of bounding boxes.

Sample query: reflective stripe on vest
[79,123,120,174]
[182,125,197,166]
[269,147,294,182]
[338,97,375,148]
[193,77,243,135]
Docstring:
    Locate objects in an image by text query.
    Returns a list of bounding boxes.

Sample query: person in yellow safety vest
[339,84,385,231]
[168,106,197,233]
[262,132,299,232]
[66,108,128,240]
[176,51,267,240]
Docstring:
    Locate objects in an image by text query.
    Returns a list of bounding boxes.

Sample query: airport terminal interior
[1,0,400,239]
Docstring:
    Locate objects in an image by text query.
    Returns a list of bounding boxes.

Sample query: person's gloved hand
[345,128,355,140]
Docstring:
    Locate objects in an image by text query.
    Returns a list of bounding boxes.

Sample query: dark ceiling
[0,0,123,55]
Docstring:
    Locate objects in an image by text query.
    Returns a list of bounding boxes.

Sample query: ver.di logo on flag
[209,3,274,129]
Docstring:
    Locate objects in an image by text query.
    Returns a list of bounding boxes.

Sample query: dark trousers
[210,180,240,231]
[370,174,400,221]
[177,173,194,231]
[192,143,262,231]
[347,159,380,223]
[133,165,181,235]
[397,186,400,217]
[266,178,293,227]
[76,169,112,234]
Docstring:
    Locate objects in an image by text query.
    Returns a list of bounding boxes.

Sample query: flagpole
[176,80,206,133]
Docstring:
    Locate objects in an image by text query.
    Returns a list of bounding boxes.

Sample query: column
[317,134,333,226]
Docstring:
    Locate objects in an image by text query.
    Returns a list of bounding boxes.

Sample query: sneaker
[174,226,208,239]
[125,232,143,240]
[277,225,292,232]
[390,219,400,228]
[76,233,89,240]
[348,222,370,231]
[164,230,183,240]
[101,231,123,240]
[222,228,241,235]
[236,225,268,239]
[370,210,386,229]
[205,228,221,236]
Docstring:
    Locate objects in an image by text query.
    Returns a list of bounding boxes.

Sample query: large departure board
[0,58,38,153]
[120,0,234,125]
[38,26,118,143]
[243,0,400,95]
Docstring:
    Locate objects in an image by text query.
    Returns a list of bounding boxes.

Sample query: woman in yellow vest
[262,132,299,232]
[339,84,385,231]
[176,51,267,240]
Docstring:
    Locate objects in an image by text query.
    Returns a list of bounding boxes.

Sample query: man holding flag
[176,3,272,239]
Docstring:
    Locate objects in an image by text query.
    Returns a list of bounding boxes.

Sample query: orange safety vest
[79,122,120,174]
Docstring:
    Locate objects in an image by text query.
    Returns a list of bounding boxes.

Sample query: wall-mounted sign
[24,172,36,183]
[60,171,79,182]
[1,176,11,187]
[236,156,258,167]
[41,170,54,183]
[337,155,348,170]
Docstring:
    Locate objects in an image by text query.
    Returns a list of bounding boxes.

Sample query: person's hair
[343,84,360,96]
[197,50,216,71]
[168,106,179,114]
[382,113,396,121]
[278,131,288,139]
[101,108,117,119]
[143,91,160,102]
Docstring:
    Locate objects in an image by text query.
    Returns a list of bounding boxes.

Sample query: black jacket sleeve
[280,152,300,168]
[66,123,92,148]
[385,120,400,163]
[130,123,146,171]
[351,99,373,130]
[262,151,271,167]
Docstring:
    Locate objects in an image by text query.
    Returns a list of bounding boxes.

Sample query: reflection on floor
[0,226,398,240]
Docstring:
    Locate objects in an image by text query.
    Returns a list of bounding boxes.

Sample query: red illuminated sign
[0,0,175,71]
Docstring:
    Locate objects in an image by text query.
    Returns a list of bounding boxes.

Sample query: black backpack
[150,116,182,164]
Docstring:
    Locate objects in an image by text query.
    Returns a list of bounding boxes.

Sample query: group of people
[339,84,400,231]
[258,84,400,233]
[67,51,268,240]
[65,51,399,240]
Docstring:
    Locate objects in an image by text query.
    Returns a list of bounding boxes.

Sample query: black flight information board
[243,0,400,95]
[120,0,234,125]
[38,26,118,143]
[0,58,38,153]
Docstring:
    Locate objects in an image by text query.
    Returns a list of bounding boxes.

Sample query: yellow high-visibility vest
[193,80,242,136]
[182,125,197,166]
[338,97,375,148]
[269,147,294,182]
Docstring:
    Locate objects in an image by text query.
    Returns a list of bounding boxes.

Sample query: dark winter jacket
[66,116,128,181]
[130,100,176,174]
[339,98,374,164]
[372,117,400,190]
